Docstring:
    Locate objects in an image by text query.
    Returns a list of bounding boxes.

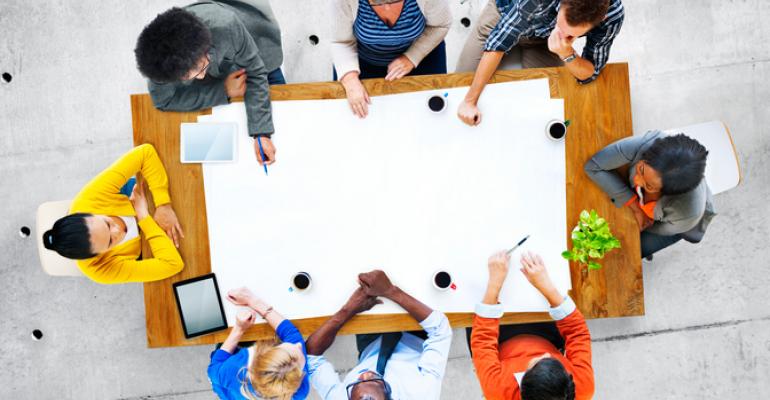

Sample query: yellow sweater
[70,144,184,284]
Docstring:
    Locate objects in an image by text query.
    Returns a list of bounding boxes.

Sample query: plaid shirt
[485,0,624,83]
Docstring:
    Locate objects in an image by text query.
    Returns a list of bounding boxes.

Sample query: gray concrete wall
[1,1,768,399]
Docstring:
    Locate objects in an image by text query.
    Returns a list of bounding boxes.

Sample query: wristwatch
[562,52,578,63]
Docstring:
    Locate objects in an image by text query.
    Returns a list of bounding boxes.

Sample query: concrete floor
[1,0,768,399]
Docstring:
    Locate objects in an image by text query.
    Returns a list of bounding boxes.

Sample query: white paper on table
[198,79,569,324]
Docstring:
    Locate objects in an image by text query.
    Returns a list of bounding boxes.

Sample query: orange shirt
[471,309,594,400]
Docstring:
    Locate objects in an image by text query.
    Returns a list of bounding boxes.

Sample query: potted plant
[562,209,621,270]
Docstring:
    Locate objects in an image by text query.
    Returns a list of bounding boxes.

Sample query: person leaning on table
[135,0,285,166]
[470,251,594,400]
[456,0,624,126]
[332,0,452,118]
[42,144,184,284]
[208,287,310,400]
[584,131,714,259]
[305,270,453,400]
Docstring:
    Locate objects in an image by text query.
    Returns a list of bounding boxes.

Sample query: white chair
[36,200,83,277]
[663,121,742,195]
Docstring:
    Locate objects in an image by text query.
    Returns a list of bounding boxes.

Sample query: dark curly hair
[135,7,212,83]
[521,358,575,400]
[561,0,610,26]
[641,133,709,196]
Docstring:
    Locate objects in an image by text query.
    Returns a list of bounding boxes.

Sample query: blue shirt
[308,311,452,400]
[207,319,310,400]
[486,0,625,83]
[353,0,426,66]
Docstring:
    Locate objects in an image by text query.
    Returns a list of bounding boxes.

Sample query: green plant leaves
[562,209,622,271]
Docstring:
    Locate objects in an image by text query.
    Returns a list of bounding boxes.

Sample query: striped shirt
[353,0,426,66]
[485,0,624,83]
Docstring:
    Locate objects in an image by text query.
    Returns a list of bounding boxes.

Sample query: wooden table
[131,63,643,348]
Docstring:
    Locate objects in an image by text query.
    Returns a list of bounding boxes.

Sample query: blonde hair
[240,339,304,400]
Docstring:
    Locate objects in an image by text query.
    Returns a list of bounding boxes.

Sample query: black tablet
[172,273,228,338]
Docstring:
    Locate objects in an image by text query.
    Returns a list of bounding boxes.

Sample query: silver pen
[506,235,530,255]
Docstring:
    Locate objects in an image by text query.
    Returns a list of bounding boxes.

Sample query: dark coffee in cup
[428,95,446,113]
[292,272,311,290]
[547,121,567,140]
[433,271,452,290]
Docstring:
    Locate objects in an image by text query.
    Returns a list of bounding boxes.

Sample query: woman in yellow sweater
[43,144,184,284]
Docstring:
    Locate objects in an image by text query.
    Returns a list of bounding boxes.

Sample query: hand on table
[385,55,415,81]
[487,251,511,289]
[154,204,184,247]
[341,72,371,118]
[253,136,276,166]
[520,251,563,308]
[224,69,247,98]
[457,100,482,126]
[235,309,257,331]
[227,287,259,308]
[358,270,397,298]
[344,287,383,315]
[547,27,577,59]
[129,177,149,220]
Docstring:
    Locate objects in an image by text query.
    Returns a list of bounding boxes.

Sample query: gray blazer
[584,130,716,242]
[147,0,283,136]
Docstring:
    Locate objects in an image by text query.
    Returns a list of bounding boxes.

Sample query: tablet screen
[173,274,228,338]
[180,122,237,163]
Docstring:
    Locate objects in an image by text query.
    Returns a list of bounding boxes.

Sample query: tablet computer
[180,122,237,163]
[172,273,228,338]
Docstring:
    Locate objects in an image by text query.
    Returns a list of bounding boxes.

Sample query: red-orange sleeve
[471,315,520,400]
[556,309,595,400]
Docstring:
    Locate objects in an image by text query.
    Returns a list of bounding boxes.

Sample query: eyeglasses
[345,371,392,400]
[184,55,210,81]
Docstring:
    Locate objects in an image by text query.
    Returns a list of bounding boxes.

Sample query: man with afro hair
[456,0,624,127]
[135,0,284,166]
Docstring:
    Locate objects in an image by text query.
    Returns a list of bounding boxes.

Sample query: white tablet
[180,122,237,163]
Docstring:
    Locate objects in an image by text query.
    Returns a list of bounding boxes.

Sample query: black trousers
[465,321,565,357]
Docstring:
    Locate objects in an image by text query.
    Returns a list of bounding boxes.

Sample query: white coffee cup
[427,94,448,113]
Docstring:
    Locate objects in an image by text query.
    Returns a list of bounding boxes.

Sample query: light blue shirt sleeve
[417,311,453,380]
[549,296,577,321]
[474,302,504,318]
[307,355,345,400]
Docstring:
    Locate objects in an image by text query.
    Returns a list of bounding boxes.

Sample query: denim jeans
[267,68,286,85]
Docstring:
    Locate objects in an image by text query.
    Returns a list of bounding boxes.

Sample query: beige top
[331,0,452,78]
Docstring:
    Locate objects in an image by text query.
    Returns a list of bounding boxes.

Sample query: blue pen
[257,137,268,176]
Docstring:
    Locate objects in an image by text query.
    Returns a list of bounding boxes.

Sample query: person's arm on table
[458,2,527,126]
[226,287,289,332]
[148,78,230,112]
[227,17,276,166]
[305,287,382,355]
[457,51,504,126]
[358,269,431,322]
[207,310,256,391]
[583,131,665,208]
[331,0,370,118]
[471,251,516,400]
